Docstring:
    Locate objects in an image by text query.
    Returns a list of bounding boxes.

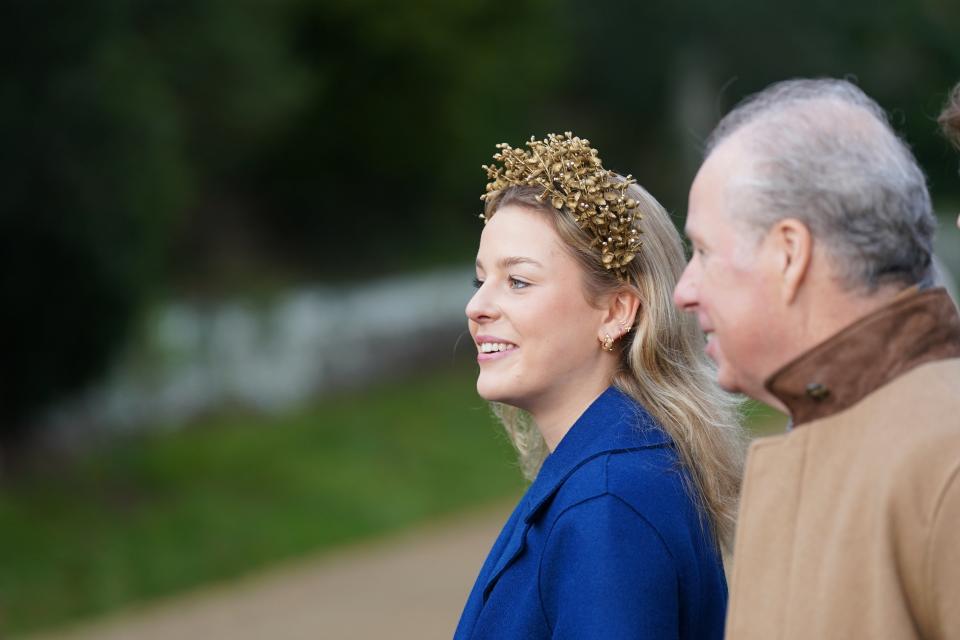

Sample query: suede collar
[765,287,960,427]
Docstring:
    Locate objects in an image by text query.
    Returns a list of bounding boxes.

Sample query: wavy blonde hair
[483,182,747,549]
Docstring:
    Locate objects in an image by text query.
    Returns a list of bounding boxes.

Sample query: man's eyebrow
[475,256,544,269]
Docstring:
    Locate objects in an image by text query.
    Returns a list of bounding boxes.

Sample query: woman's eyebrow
[500,256,543,269]
[475,256,544,270]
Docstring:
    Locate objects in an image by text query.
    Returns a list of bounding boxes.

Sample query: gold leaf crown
[480,131,642,280]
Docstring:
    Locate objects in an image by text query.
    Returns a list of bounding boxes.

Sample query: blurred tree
[248,0,564,277]
[0,1,185,462]
[0,0,310,462]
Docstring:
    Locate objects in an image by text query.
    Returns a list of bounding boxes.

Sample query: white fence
[42,266,476,442]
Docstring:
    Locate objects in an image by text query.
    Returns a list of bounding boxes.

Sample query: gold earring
[600,332,615,352]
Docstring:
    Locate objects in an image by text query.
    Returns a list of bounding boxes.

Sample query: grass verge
[0,365,522,636]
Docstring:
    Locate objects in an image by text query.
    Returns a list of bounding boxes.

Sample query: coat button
[805,383,830,400]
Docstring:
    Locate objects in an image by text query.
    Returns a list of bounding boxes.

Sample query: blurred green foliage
[1,0,309,449]
[2,0,958,449]
[0,365,523,636]
[250,0,562,274]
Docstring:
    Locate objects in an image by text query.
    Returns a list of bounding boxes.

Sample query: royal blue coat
[453,386,728,639]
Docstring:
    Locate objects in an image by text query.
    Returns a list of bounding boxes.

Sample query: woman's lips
[477,347,518,362]
[475,335,518,362]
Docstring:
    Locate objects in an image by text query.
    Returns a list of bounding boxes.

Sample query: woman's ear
[600,289,641,339]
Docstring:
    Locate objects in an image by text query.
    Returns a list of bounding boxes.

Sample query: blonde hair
[483,182,747,549]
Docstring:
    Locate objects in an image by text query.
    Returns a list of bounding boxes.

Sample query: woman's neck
[531,376,613,452]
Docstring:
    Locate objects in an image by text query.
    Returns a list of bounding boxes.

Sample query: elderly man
[674,78,960,639]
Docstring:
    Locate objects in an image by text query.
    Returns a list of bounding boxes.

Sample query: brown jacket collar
[765,287,960,427]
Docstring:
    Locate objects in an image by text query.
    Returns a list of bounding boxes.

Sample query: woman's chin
[476,376,519,406]
[475,379,503,403]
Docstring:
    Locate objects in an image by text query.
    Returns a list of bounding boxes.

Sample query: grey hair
[706,78,935,292]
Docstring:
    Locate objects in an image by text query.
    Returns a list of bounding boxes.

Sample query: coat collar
[478,386,669,602]
[522,385,669,524]
[765,287,960,428]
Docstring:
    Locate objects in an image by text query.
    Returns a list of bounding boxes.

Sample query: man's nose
[673,263,699,311]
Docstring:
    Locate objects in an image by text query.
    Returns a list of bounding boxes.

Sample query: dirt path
[28,501,513,640]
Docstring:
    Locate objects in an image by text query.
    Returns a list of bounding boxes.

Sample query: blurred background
[2,0,959,637]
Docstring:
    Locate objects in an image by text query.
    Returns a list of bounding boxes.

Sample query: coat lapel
[479,386,670,600]
[523,386,669,522]
[481,506,531,600]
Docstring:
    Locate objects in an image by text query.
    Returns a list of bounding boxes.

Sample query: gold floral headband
[480,132,642,280]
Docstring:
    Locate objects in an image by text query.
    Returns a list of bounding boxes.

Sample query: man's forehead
[703,132,750,176]
[687,151,734,224]
[688,162,759,254]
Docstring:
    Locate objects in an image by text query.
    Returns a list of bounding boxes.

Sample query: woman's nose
[466,283,498,324]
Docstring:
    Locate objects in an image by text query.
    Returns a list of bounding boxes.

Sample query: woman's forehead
[477,206,565,266]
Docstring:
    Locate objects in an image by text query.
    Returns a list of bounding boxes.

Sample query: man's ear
[769,218,813,304]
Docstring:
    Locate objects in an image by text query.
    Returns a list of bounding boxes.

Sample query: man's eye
[472,278,484,289]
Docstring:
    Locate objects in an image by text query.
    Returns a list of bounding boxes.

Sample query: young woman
[454,133,746,639]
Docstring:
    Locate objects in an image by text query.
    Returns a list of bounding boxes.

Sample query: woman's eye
[509,277,529,289]
[472,278,484,289]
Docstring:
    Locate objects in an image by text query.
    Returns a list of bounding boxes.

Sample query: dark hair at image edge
[940,83,960,149]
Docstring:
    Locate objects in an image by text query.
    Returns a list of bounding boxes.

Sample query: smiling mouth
[478,342,518,354]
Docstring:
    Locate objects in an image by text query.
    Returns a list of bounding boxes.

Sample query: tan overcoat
[726,288,960,639]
